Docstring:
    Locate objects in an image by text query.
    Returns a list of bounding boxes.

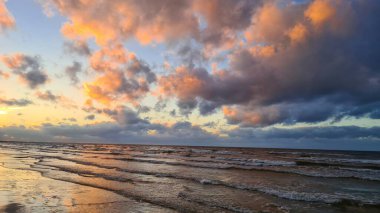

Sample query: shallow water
[0,142,379,212]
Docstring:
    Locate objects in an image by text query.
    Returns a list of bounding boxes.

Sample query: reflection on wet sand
[0,153,170,213]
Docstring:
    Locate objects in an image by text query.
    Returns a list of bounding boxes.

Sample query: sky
[0,0,379,150]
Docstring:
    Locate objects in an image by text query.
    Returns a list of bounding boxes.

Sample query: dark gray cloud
[1,124,379,151]
[36,90,60,102]
[1,54,48,89]
[0,116,216,145]
[177,99,197,116]
[83,106,150,126]
[23,71,48,89]
[65,61,82,85]
[63,40,91,56]
[195,0,263,49]
[137,106,150,113]
[85,114,95,120]
[102,106,148,126]
[228,126,380,140]
[0,98,33,106]
[199,100,219,116]
[128,57,156,83]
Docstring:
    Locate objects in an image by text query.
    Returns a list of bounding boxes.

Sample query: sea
[0,142,379,212]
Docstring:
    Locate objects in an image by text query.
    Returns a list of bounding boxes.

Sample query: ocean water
[0,142,379,212]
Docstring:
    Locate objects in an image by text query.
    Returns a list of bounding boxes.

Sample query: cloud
[41,0,265,53]
[102,106,148,126]
[159,0,380,126]
[1,124,379,150]
[65,61,82,85]
[44,0,199,45]
[0,0,15,32]
[0,70,9,79]
[304,0,336,27]
[0,109,217,144]
[35,90,60,102]
[229,126,380,140]
[35,90,77,109]
[63,40,91,56]
[1,54,49,89]
[0,97,33,106]
[63,117,77,122]
[84,114,95,120]
[193,0,262,53]
[84,44,156,105]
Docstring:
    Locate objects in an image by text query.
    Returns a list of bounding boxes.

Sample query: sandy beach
[0,152,172,213]
[1,142,380,212]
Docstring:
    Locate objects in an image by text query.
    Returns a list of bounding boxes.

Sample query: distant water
[0,142,380,212]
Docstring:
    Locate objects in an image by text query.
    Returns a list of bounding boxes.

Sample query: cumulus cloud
[43,0,199,45]
[84,44,156,105]
[1,54,49,89]
[37,0,380,127]
[158,0,380,126]
[0,0,15,32]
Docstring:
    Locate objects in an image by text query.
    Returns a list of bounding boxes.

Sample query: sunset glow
[0,0,379,150]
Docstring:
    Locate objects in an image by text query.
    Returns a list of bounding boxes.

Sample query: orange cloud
[287,23,308,43]
[249,45,276,58]
[0,70,9,79]
[1,53,24,68]
[244,3,287,44]
[305,0,336,27]
[49,0,199,46]
[81,43,155,106]
[158,66,205,101]
[84,69,150,106]
[223,106,281,127]
[223,106,263,126]
[90,43,132,72]
[84,71,124,105]
[0,0,14,32]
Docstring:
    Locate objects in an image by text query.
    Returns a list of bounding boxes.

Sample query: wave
[178,192,255,213]
[214,157,295,167]
[298,157,380,165]
[108,155,295,168]
[33,156,380,207]
[269,151,349,157]
[295,160,380,170]
[101,156,380,181]
[30,153,380,183]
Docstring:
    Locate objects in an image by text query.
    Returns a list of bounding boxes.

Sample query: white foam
[299,157,380,165]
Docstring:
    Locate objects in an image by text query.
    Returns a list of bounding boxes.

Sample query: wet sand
[0,158,172,213]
